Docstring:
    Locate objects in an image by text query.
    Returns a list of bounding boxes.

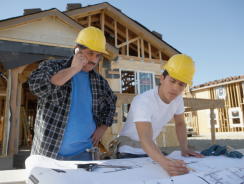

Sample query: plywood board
[110,79,120,92]
[111,59,161,75]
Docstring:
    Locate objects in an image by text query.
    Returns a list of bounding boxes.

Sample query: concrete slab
[0,169,26,184]
[0,157,13,170]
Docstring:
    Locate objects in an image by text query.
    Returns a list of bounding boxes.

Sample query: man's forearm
[141,138,167,168]
[51,67,78,86]
[175,123,188,150]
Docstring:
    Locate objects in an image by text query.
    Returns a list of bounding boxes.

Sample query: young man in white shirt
[116,54,204,176]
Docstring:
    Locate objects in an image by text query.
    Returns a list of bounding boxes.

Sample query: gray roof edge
[191,78,244,92]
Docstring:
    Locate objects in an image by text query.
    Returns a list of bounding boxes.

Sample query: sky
[0,0,243,86]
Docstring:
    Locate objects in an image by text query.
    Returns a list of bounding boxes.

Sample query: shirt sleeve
[175,94,185,115]
[28,60,62,99]
[131,98,153,123]
[100,79,117,127]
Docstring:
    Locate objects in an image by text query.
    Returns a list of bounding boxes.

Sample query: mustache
[88,61,96,65]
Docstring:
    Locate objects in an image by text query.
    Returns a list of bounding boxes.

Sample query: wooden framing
[88,13,91,27]
[100,10,105,33]
[191,79,244,134]
[137,39,140,58]
[114,20,117,47]
[65,3,179,56]
[2,70,11,156]
[126,27,129,56]
[210,108,216,145]
[117,37,140,49]
[148,42,152,59]
[159,50,162,61]
[141,38,144,59]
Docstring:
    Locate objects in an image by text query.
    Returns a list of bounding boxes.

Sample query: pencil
[165,157,196,172]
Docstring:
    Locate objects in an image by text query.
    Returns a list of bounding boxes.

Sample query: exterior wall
[111,59,162,75]
[0,18,78,46]
[192,88,211,99]
[196,110,211,134]
[191,89,212,134]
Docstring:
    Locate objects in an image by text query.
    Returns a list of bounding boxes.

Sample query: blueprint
[25,151,244,184]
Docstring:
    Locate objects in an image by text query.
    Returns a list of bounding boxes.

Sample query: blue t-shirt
[58,70,96,156]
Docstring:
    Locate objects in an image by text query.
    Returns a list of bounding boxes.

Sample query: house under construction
[0,3,224,169]
[189,75,244,134]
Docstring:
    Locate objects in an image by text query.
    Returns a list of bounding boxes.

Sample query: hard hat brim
[167,70,193,86]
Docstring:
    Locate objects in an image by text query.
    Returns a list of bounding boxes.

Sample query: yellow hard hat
[75,26,108,54]
[164,54,195,86]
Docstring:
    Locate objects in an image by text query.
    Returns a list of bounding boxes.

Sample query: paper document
[25,151,244,184]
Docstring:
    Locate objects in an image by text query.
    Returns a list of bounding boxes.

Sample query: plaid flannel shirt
[29,57,117,159]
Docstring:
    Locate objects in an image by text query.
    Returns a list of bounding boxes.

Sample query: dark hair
[77,44,88,50]
[158,70,169,86]
[162,70,169,79]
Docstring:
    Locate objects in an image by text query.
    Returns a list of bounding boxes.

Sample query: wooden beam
[18,74,27,84]
[137,39,140,58]
[2,70,11,156]
[79,17,99,25]
[148,42,151,59]
[69,9,102,20]
[115,93,136,105]
[0,76,6,89]
[114,20,117,47]
[141,38,144,59]
[108,71,120,75]
[117,37,140,49]
[210,108,216,145]
[88,13,91,27]
[184,98,225,112]
[100,10,105,33]
[159,50,162,61]
[126,27,129,56]
[111,15,119,26]
[121,46,125,55]
[118,54,167,65]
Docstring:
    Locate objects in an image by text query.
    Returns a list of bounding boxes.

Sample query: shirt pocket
[46,90,64,105]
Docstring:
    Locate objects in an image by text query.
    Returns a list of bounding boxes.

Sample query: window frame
[119,68,155,94]
[228,107,244,128]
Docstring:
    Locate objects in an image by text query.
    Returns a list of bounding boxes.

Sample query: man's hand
[91,125,108,146]
[162,158,190,177]
[181,148,205,158]
[71,49,88,73]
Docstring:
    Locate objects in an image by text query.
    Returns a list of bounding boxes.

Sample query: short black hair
[162,70,169,79]
[158,70,169,86]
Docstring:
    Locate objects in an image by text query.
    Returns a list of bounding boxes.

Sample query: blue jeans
[56,151,92,161]
[31,151,92,161]
[117,151,167,159]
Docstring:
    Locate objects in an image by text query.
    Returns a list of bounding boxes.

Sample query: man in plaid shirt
[29,27,117,160]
